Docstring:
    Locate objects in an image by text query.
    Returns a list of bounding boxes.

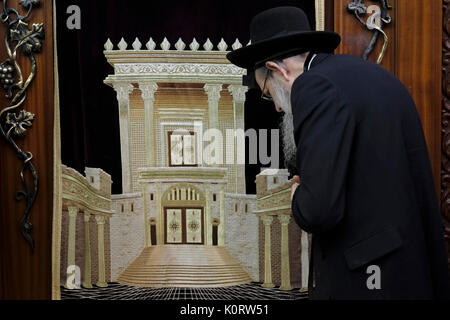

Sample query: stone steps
[117,245,253,288]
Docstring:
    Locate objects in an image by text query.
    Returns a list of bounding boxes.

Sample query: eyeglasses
[261,70,273,102]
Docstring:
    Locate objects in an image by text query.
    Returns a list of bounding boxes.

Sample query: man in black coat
[227,6,450,300]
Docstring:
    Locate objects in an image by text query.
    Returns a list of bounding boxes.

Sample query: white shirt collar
[307,54,318,71]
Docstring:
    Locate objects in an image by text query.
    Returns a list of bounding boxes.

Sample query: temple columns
[278,214,292,291]
[228,85,248,194]
[65,206,78,289]
[113,82,134,193]
[205,184,212,246]
[204,84,222,130]
[139,82,158,167]
[203,84,222,166]
[259,213,296,290]
[95,215,108,288]
[82,212,93,289]
[300,230,310,292]
[65,208,110,289]
[218,184,225,246]
[156,182,163,245]
[144,186,151,248]
[261,215,275,288]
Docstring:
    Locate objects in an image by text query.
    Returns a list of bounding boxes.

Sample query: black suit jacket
[291,53,450,300]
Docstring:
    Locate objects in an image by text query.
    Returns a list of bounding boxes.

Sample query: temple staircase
[117,245,253,288]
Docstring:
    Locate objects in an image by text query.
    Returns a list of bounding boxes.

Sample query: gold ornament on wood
[0,0,44,250]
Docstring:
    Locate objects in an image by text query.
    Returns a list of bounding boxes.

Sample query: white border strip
[315,0,326,31]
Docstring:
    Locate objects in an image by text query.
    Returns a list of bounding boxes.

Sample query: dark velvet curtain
[55,0,315,195]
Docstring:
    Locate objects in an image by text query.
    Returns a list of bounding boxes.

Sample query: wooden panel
[395,0,442,197]
[0,0,54,300]
[324,0,335,31]
[334,0,397,71]
[334,0,446,268]
[334,0,441,196]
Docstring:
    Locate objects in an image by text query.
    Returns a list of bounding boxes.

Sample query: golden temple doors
[161,184,206,246]
[164,208,204,245]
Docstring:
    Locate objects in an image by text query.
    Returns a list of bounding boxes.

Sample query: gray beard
[271,78,297,166]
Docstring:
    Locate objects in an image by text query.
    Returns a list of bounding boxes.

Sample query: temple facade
[58,37,309,291]
[103,37,259,286]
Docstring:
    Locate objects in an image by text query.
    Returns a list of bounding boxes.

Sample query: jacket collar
[304,52,332,71]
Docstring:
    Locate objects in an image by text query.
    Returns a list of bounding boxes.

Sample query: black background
[56,0,315,195]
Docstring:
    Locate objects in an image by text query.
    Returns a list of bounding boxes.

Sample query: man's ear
[265,61,289,82]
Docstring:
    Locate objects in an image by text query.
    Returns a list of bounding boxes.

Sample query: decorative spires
[160,37,171,51]
[104,38,113,51]
[217,38,228,51]
[189,38,200,51]
[132,37,142,50]
[118,37,128,50]
[232,39,242,50]
[104,35,246,53]
[175,38,186,51]
[203,38,214,51]
[146,37,156,50]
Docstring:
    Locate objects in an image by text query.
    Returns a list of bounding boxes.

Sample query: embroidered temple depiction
[57,37,311,291]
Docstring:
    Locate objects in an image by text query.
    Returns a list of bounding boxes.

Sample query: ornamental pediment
[104,37,247,85]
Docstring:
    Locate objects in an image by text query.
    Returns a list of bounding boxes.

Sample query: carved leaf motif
[1,0,42,250]
[10,22,44,55]
[114,63,246,76]
[19,0,39,8]
[6,110,35,137]
[347,0,367,15]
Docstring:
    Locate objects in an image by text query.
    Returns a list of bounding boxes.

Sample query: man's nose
[275,104,283,113]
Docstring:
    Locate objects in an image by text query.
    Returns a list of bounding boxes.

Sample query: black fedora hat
[227,6,341,70]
